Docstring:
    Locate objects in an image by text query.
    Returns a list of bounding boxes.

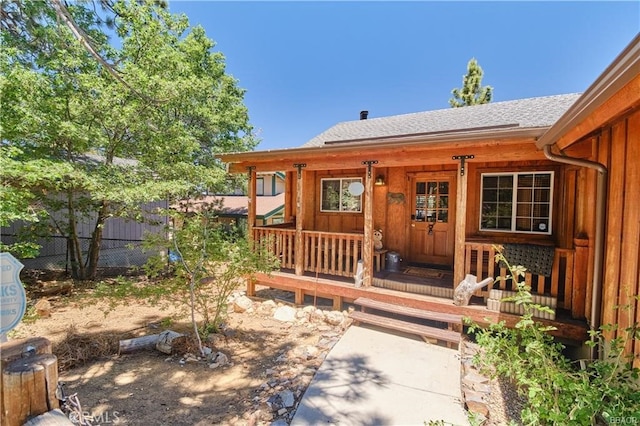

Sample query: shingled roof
[302,93,581,147]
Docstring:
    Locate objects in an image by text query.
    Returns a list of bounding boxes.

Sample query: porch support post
[362,160,377,287]
[453,158,469,288]
[294,163,306,276]
[247,166,256,239]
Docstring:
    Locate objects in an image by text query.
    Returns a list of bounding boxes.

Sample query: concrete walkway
[291,324,469,426]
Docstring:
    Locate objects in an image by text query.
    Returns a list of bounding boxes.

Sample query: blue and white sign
[0,252,27,336]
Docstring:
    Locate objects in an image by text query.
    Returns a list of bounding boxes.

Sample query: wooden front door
[409,175,456,267]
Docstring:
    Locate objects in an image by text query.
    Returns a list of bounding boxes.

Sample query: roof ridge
[339,92,583,124]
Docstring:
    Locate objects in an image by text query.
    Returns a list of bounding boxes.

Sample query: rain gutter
[543,144,607,359]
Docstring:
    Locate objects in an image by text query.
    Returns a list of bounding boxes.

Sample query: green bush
[466,247,640,425]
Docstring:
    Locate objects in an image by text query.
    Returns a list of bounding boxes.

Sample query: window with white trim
[320,178,362,213]
[480,172,553,234]
[256,177,264,196]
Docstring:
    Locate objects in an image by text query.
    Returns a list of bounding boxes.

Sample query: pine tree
[449,58,493,108]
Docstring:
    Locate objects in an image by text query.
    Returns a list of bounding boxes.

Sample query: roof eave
[536,33,640,149]
[218,126,549,163]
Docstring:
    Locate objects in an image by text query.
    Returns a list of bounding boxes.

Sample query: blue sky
[165,1,639,151]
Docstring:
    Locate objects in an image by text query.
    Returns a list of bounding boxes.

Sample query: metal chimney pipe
[360,110,368,120]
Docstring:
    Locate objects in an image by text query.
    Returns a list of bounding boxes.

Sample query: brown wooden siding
[602,109,640,361]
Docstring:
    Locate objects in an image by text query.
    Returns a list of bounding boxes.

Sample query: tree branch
[50,0,165,105]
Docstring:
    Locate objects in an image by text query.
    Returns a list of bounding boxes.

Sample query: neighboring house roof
[303,93,582,147]
[198,194,285,219]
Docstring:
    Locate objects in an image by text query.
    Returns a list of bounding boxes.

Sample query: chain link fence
[1,234,165,274]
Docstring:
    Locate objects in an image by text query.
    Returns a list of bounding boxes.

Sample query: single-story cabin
[218,34,640,363]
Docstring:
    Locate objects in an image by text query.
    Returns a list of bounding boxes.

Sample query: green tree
[449,58,493,108]
[1,1,257,279]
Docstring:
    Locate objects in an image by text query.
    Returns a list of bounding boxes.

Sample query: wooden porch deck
[247,268,589,344]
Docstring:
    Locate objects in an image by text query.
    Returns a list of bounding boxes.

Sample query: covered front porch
[247,225,589,343]
[218,127,596,347]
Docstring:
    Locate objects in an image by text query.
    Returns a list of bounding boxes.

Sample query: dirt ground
[9,272,522,426]
[10,273,348,426]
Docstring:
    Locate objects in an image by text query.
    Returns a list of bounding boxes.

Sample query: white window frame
[320,177,363,213]
[479,171,554,234]
[256,177,264,196]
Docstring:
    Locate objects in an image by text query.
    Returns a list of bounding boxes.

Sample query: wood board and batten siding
[600,109,640,363]
[548,61,640,365]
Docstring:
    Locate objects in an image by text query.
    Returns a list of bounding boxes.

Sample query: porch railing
[252,226,364,277]
[253,226,296,269]
[302,231,364,277]
[464,242,575,310]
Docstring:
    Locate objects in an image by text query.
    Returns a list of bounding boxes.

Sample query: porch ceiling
[220,128,547,173]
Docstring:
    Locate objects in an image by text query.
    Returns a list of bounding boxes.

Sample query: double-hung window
[480,172,553,234]
[256,177,265,196]
[320,178,362,213]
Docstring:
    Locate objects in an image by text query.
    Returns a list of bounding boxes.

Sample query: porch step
[351,297,462,346]
[354,297,462,325]
[349,311,461,345]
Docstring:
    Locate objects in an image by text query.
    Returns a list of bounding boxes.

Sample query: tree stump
[2,354,60,426]
[0,337,52,368]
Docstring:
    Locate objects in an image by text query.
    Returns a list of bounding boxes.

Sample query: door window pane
[414,180,448,223]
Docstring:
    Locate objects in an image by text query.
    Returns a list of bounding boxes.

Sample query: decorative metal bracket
[452,155,474,176]
[293,163,306,179]
[361,160,379,178]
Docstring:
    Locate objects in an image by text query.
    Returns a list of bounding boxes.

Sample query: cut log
[1,337,52,367]
[23,409,73,426]
[2,354,59,426]
[118,334,161,354]
[32,283,73,298]
[155,330,186,355]
[1,337,53,426]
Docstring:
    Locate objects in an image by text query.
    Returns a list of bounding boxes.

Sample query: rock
[233,295,254,313]
[302,305,316,313]
[34,298,52,318]
[262,299,277,308]
[247,410,260,426]
[278,390,295,408]
[273,306,297,322]
[272,417,288,425]
[324,311,344,326]
[208,351,229,369]
[464,390,489,416]
[462,372,491,385]
[291,345,319,360]
[317,337,338,350]
[311,309,326,322]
